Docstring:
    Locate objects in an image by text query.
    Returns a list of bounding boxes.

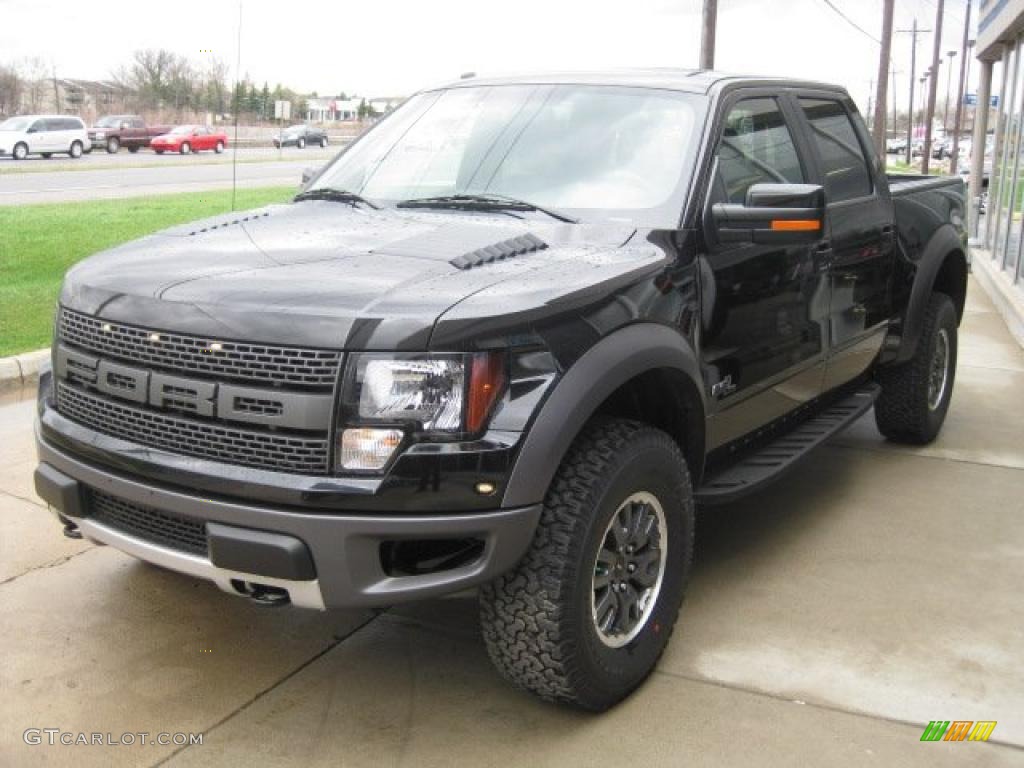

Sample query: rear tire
[297,137,306,149]
[480,418,694,711]
[41,153,52,159]
[154,149,164,155]
[128,146,139,153]
[875,292,958,444]
[320,136,328,148]
[69,141,83,159]
[12,143,27,160]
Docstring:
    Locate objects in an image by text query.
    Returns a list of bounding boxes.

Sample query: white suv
[0,115,89,160]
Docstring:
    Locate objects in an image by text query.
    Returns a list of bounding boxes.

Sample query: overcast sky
[1,0,976,113]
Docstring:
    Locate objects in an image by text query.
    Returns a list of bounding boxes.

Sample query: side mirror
[300,166,318,186]
[712,183,825,245]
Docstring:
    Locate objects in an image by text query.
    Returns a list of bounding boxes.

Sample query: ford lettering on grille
[55,344,332,430]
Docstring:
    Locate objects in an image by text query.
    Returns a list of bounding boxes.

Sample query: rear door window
[799,99,872,202]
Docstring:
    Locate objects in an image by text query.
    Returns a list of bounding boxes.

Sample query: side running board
[695,383,880,506]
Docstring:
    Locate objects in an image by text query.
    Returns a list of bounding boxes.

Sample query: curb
[0,348,49,391]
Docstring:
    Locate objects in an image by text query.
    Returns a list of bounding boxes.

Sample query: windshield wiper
[294,188,380,209]
[397,193,578,224]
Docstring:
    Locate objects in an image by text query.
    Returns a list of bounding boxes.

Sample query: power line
[819,0,882,44]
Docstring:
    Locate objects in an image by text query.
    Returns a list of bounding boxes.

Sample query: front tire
[480,418,694,711]
[106,137,120,153]
[215,141,224,154]
[320,136,328,148]
[297,137,306,149]
[875,292,958,444]
[180,142,191,155]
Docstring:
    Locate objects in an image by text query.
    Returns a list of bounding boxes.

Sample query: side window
[714,97,804,205]
[29,120,47,133]
[800,99,872,202]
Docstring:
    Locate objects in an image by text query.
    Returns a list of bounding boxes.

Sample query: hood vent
[189,210,271,236]
[450,233,547,270]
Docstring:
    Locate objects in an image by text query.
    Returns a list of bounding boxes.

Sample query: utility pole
[921,0,944,174]
[892,67,902,140]
[897,19,931,165]
[700,0,718,70]
[950,1,973,175]
[873,0,895,155]
[867,79,874,128]
[944,49,958,133]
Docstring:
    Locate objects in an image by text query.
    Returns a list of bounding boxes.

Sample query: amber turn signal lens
[466,351,506,433]
[770,219,821,232]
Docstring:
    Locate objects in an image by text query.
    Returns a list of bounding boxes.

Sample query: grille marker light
[148,333,161,343]
[101,323,113,332]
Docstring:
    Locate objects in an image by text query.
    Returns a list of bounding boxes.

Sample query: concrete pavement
[1,279,1022,766]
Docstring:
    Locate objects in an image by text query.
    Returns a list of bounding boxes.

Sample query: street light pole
[950,2,973,174]
[921,0,944,175]
[944,49,958,133]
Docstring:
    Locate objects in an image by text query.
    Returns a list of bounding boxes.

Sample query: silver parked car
[0,115,89,160]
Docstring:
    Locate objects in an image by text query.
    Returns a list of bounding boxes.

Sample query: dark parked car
[273,124,328,148]
[36,71,967,711]
[88,115,171,154]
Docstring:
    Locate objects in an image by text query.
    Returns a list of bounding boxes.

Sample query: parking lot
[1,277,1021,767]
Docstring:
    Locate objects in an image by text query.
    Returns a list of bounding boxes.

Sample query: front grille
[59,308,341,388]
[91,490,208,556]
[58,383,329,474]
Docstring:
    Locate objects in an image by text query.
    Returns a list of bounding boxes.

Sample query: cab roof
[430,69,846,97]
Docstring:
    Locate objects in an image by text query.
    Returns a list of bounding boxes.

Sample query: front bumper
[36,428,541,610]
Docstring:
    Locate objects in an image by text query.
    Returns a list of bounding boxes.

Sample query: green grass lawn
[0,186,294,357]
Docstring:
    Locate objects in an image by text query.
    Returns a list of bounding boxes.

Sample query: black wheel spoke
[591,493,667,648]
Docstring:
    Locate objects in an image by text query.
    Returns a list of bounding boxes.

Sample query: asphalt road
[0,146,337,205]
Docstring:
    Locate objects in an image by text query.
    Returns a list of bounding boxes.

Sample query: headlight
[337,352,505,471]
[94,132,105,139]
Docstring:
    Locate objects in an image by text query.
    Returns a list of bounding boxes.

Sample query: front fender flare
[501,323,705,508]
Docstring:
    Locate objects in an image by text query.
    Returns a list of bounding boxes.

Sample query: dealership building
[972,0,1024,336]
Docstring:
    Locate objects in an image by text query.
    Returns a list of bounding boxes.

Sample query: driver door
[702,94,831,450]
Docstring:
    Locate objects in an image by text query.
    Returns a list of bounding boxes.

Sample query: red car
[150,125,228,155]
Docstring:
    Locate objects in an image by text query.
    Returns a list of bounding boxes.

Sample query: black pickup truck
[35,71,967,711]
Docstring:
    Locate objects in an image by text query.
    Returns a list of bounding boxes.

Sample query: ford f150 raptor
[35,71,968,710]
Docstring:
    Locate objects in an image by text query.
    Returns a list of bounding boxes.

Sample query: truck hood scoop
[372,224,548,270]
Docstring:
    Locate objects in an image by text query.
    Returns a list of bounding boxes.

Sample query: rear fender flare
[500,323,706,508]
[895,224,967,364]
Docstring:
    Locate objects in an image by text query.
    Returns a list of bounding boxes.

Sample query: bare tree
[0,64,23,116]
[19,57,50,112]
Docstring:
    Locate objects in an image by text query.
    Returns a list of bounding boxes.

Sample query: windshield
[0,117,30,132]
[95,116,122,128]
[170,125,195,135]
[309,84,704,225]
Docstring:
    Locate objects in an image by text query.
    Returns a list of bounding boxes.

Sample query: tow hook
[58,513,83,540]
[231,579,291,606]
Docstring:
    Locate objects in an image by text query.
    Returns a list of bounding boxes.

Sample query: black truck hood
[61,201,669,350]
